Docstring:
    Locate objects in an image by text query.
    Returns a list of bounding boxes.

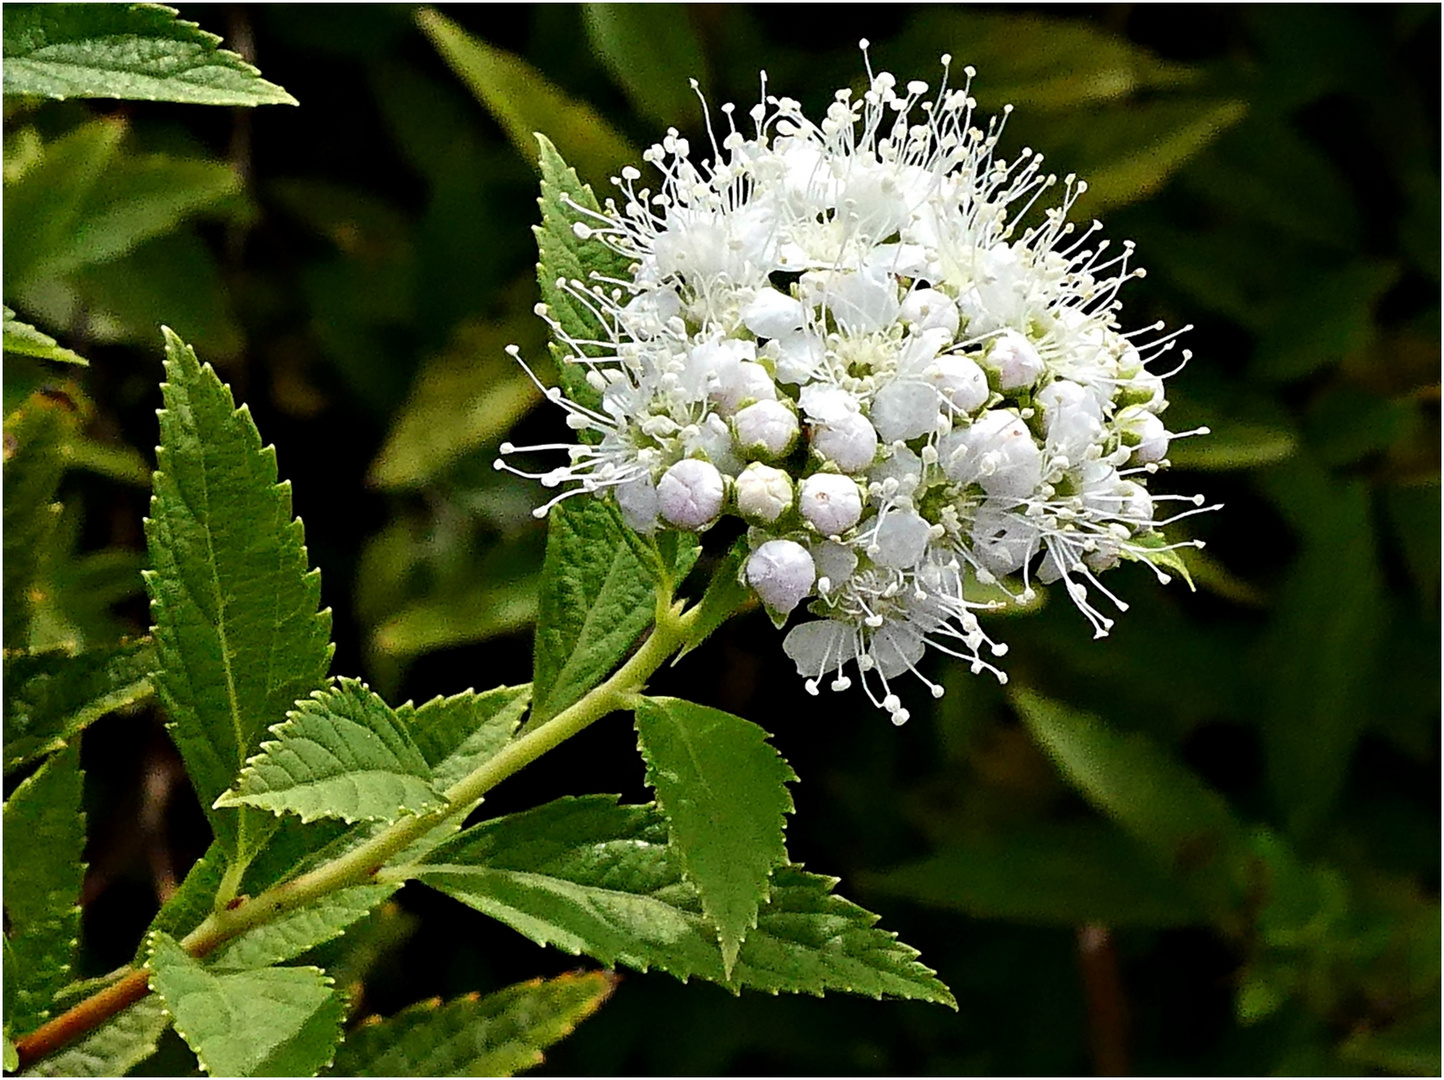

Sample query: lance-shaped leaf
[144,329,333,859]
[3,392,74,647]
[2,306,87,365]
[217,679,444,825]
[582,4,710,127]
[2,4,296,106]
[325,972,616,1077]
[145,933,345,1078]
[2,119,124,292]
[413,796,955,1006]
[530,498,663,726]
[4,640,156,776]
[418,9,633,191]
[1012,688,1251,922]
[634,697,795,975]
[20,998,170,1079]
[3,744,86,1035]
[210,885,397,972]
[862,821,1208,928]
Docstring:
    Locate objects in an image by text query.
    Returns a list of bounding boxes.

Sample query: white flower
[503,45,1217,720]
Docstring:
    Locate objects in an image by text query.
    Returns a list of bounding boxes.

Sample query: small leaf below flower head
[323,972,617,1077]
[530,498,675,728]
[634,696,796,976]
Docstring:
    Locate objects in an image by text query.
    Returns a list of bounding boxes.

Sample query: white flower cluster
[500,47,1214,723]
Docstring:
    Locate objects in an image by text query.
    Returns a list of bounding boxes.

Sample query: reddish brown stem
[12,968,151,1070]
[1077,922,1130,1076]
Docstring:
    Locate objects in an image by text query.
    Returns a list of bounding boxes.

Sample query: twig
[1077,922,1130,1076]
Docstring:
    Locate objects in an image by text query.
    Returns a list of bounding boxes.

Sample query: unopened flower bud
[614,475,660,534]
[985,330,1045,390]
[657,459,725,529]
[812,412,878,473]
[798,473,863,536]
[734,462,794,524]
[746,539,816,616]
[1119,407,1169,463]
[732,399,799,458]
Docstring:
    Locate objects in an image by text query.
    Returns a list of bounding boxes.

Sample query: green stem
[17,592,703,1069]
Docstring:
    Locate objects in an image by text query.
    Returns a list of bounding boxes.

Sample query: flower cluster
[500,46,1214,723]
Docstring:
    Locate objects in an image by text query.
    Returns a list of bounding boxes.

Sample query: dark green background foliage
[5,5,1438,1075]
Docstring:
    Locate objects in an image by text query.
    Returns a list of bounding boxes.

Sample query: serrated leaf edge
[214,677,446,825]
[143,932,344,1077]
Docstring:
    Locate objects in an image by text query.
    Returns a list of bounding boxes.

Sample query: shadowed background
[6,5,1437,1075]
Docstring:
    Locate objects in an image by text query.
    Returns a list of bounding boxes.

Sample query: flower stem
[15,594,702,1070]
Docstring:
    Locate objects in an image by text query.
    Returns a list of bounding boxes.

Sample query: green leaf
[1037,98,1248,214]
[4,123,242,290]
[2,744,86,1035]
[530,498,661,726]
[862,822,1208,927]
[1011,688,1250,922]
[673,538,752,662]
[51,155,241,281]
[2,3,296,106]
[20,998,170,1078]
[145,932,345,1078]
[216,679,444,825]
[325,971,617,1077]
[1255,459,1385,835]
[400,683,531,790]
[4,639,156,776]
[533,133,634,411]
[898,9,1196,113]
[67,230,246,361]
[2,306,87,365]
[1250,260,1401,383]
[5,1036,17,1074]
[372,575,540,662]
[414,796,955,1006]
[3,392,73,647]
[2,119,125,291]
[210,885,397,972]
[143,329,333,860]
[582,4,709,127]
[1337,1003,1442,1077]
[634,696,795,975]
[369,320,542,490]
[417,8,634,191]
